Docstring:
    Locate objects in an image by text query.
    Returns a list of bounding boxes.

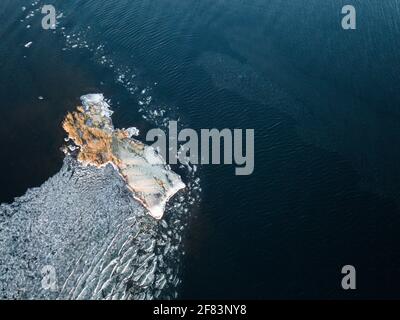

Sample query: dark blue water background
[1,0,400,298]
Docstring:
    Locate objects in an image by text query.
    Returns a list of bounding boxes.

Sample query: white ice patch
[125,127,140,137]
[75,94,186,220]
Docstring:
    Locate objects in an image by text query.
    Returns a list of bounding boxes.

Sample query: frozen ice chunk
[62,94,185,219]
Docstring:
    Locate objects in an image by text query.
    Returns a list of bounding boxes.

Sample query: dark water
[1,0,400,298]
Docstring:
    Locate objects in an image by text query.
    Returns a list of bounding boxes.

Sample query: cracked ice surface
[0,157,180,300]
